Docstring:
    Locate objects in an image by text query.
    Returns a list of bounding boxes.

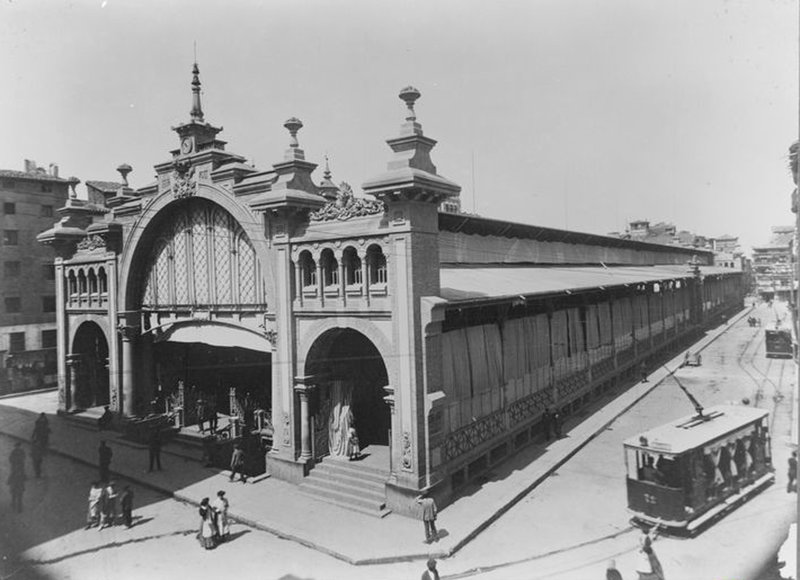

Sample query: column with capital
[117,322,139,416]
[294,383,316,461]
[383,385,397,480]
[65,354,81,411]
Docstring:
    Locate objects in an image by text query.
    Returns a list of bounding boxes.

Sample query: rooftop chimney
[49,163,59,178]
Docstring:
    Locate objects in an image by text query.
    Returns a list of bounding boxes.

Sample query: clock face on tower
[180,138,193,154]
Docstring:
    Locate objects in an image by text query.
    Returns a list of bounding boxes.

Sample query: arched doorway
[305,328,390,464]
[71,322,110,410]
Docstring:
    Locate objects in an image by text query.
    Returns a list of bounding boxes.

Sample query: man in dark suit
[148,427,162,472]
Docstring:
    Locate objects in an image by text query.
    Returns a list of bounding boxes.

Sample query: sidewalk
[0,308,751,565]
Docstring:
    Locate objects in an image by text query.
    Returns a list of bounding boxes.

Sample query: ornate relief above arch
[138,198,264,309]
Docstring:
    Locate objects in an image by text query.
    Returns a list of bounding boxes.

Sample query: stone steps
[298,457,392,518]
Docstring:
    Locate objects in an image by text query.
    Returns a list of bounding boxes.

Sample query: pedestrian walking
[636,523,664,580]
[229,444,247,483]
[98,440,113,482]
[148,427,162,472]
[85,481,104,529]
[788,451,797,493]
[211,490,230,541]
[640,361,648,383]
[421,557,440,580]
[100,480,119,528]
[606,559,623,580]
[119,485,134,528]
[208,401,218,434]
[31,413,50,478]
[553,408,562,439]
[542,408,553,441]
[197,497,218,550]
[8,442,25,513]
[196,396,207,433]
[416,495,438,543]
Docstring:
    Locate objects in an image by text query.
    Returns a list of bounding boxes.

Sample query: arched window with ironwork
[343,246,362,289]
[77,269,87,298]
[321,248,339,290]
[367,244,387,290]
[88,268,98,298]
[68,271,77,302]
[298,250,317,291]
[98,267,108,297]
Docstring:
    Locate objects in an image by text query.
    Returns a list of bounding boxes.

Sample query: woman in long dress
[211,490,230,542]
[197,497,218,550]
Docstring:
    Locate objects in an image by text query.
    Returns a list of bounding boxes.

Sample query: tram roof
[623,405,769,455]
[439,264,736,303]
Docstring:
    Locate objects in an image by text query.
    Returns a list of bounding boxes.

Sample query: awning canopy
[439,264,737,303]
[156,321,270,352]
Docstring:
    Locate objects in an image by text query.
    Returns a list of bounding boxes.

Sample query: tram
[624,404,774,535]
[765,328,793,359]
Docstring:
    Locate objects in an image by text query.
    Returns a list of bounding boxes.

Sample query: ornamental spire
[190,62,204,122]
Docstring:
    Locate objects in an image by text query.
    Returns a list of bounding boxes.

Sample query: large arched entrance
[127,196,271,428]
[71,321,110,410]
[305,328,390,465]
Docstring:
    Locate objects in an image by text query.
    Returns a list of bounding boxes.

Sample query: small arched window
[298,251,317,290]
[321,249,339,288]
[68,271,77,298]
[88,269,98,295]
[343,247,362,287]
[98,268,108,295]
[367,245,387,287]
[77,270,87,295]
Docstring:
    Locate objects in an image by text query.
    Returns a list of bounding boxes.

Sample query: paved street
[0,303,795,580]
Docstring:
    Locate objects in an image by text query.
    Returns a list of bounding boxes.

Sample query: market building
[38,65,745,516]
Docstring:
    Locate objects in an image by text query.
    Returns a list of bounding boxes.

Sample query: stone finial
[399,86,421,121]
[68,177,80,199]
[117,164,132,187]
[323,155,332,180]
[190,62,204,122]
[284,117,303,149]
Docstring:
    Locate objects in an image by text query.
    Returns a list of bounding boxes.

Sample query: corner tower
[362,87,460,512]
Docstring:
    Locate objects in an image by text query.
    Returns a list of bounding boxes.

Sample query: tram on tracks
[624,391,774,535]
[765,328,793,359]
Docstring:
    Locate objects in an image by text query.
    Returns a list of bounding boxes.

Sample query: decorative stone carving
[172,163,197,199]
[401,431,413,471]
[283,412,291,446]
[77,235,105,251]
[264,329,278,347]
[109,381,119,411]
[310,182,385,222]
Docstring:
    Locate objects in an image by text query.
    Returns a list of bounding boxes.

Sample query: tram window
[626,448,639,479]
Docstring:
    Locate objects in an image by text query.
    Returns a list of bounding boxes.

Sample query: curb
[0,307,750,567]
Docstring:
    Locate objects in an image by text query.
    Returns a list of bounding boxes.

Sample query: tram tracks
[734,309,792,434]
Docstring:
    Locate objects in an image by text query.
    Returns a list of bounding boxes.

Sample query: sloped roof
[0,169,73,183]
[439,264,735,303]
[623,405,769,455]
[86,180,124,193]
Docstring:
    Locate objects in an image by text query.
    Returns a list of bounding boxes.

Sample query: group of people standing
[6,412,50,513]
[86,480,134,529]
[197,490,231,550]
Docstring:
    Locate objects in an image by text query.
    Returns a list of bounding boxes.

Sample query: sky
[0,0,796,253]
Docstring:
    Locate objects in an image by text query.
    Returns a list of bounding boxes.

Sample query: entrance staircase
[299,456,392,518]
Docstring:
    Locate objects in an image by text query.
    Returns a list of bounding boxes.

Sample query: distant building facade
[752,226,795,301]
[1,161,75,393]
[39,66,744,516]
